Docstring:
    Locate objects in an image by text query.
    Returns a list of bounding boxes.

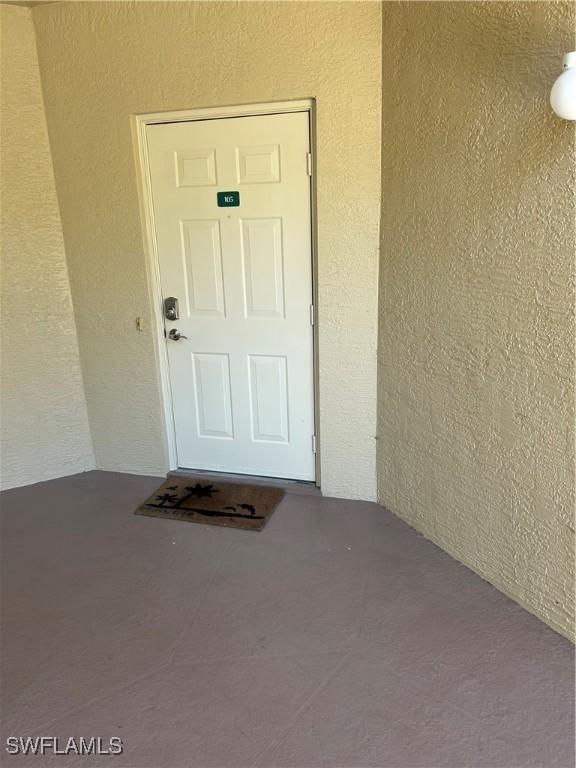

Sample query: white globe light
[550,52,576,121]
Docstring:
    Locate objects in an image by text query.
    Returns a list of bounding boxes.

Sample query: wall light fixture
[550,51,576,120]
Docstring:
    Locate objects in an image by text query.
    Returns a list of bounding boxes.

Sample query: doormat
[135,476,284,531]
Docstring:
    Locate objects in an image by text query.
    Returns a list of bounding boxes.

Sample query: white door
[146,112,315,481]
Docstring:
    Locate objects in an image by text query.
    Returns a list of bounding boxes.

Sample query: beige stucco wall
[0,4,94,490]
[379,1,575,640]
[32,1,381,500]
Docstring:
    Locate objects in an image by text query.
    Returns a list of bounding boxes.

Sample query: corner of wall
[0,3,95,489]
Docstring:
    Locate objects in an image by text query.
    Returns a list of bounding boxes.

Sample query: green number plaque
[217,191,240,207]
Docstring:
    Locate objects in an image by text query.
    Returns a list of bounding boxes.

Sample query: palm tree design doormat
[135,476,285,531]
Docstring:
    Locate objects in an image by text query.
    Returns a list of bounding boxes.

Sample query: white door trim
[131,100,319,483]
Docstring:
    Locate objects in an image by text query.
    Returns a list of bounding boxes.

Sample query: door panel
[241,218,285,318]
[192,353,234,440]
[237,144,281,184]
[248,355,289,443]
[146,112,315,480]
[181,220,226,317]
[176,149,218,187]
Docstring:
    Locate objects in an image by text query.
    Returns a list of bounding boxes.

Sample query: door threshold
[169,468,321,496]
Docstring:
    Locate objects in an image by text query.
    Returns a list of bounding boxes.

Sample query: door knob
[168,328,188,341]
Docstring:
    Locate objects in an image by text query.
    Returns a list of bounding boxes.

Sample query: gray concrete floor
[1,471,573,767]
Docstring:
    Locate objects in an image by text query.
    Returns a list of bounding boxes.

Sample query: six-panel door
[146,112,315,480]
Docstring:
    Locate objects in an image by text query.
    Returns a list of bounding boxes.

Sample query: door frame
[131,99,320,485]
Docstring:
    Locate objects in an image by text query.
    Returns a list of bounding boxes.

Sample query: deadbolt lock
[164,296,179,321]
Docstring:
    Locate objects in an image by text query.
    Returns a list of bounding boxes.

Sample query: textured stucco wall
[32,1,381,499]
[379,2,575,640]
[0,5,94,490]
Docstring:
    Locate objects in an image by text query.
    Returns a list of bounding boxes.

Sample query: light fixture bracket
[562,51,576,70]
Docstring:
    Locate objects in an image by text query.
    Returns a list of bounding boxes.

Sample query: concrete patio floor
[1,471,573,767]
